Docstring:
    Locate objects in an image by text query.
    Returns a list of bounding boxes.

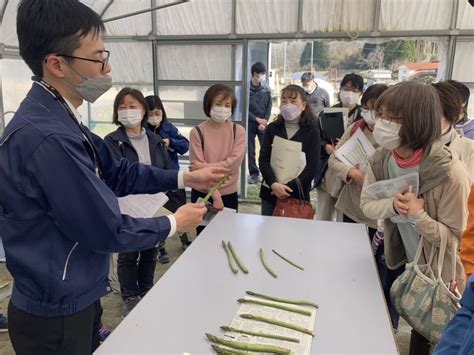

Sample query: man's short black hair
[251,62,267,76]
[17,0,105,77]
[340,73,364,92]
[301,72,314,83]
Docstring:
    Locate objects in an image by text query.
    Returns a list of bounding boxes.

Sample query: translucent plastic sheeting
[302,0,375,33]
[157,44,235,80]
[1,0,20,46]
[157,85,244,121]
[379,0,453,31]
[457,0,474,29]
[236,0,298,34]
[83,0,152,35]
[452,41,474,83]
[1,59,32,125]
[106,42,153,84]
[155,0,231,35]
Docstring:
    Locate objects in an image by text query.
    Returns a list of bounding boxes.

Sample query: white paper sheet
[335,128,375,172]
[117,193,169,218]
[363,172,420,224]
[219,296,317,354]
[270,136,304,184]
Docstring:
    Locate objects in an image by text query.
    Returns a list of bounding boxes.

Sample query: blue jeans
[248,120,265,177]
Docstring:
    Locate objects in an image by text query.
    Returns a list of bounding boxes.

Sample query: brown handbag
[272,179,315,220]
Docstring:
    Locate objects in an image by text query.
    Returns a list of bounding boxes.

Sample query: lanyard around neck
[32,76,104,180]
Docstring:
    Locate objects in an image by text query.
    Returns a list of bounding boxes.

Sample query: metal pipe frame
[156,79,242,86]
[102,0,188,23]
[0,0,8,24]
[105,29,474,42]
[446,0,461,79]
[99,0,114,18]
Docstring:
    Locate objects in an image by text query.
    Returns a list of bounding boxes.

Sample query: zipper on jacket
[62,242,79,281]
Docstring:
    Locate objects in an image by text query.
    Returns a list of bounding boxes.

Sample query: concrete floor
[0,202,411,354]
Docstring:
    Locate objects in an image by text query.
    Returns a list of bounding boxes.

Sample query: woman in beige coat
[360,81,471,354]
[328,84,388,233]
[433,81,474,181]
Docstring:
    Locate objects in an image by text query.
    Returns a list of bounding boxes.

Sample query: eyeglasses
[57,50,110,71]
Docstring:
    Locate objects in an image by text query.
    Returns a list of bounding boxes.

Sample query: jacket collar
[25,82,84,136]
[108,126,164,146]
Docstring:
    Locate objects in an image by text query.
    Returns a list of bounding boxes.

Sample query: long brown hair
[276,85,317,127]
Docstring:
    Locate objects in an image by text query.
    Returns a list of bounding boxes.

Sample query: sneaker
[158,248,170,264]
[98,324,111,343]
[121,295,141,318]
[0,314,8,333]
[247,175,261,185]
[180,233,192,250]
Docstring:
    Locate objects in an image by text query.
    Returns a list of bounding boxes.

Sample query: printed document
[221,296,317,354]
[335,128,375,172]
[270,136,305,184]
[118,193,169,218]
[363,172,419,224]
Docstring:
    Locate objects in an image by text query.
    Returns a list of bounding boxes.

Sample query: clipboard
[320,108,349,140]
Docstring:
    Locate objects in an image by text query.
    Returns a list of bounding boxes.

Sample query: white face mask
[257,74,266,83]
[280,104,302,122]
[118,109,143,128]
[303,82,315,94]
[340,90,360,107]
[361,108,376,125]
[148,112,163,126]
[210,106,232,123]
[373,119,402,150]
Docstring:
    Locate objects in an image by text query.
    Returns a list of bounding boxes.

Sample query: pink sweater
[189,120,246,195]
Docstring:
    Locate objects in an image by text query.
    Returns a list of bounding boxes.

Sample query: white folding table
[96,213,398,354]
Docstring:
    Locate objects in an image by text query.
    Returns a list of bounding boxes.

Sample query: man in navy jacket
[0,1,226,353]
[435,276,474,354]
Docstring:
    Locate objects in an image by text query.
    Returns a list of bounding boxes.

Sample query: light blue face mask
[64,65,112,103]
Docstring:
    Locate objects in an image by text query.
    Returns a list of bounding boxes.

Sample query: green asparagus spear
[220,326,300,343]
[237,298,310,316]
[271,249,304,271]
[259,248,277,278]
[246,291,319,309]
[211,344,248,355]
[239,314,315,337]
[202,173,229,204]
[205,333,290,354]
[227,242,249,273]
[222,241,238,274]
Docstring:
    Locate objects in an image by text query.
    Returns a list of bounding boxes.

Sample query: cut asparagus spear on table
[227,242,249,273]
[239,314,315,337]
[237,298,311,316]
[222,240,238,274]
[259,248,277,278]
[220,326,300,343]
[246,291,319,309]
[271,249,304,271]
[206,333,291,354]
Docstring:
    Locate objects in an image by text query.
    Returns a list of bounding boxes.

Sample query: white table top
[96,213,398,354]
